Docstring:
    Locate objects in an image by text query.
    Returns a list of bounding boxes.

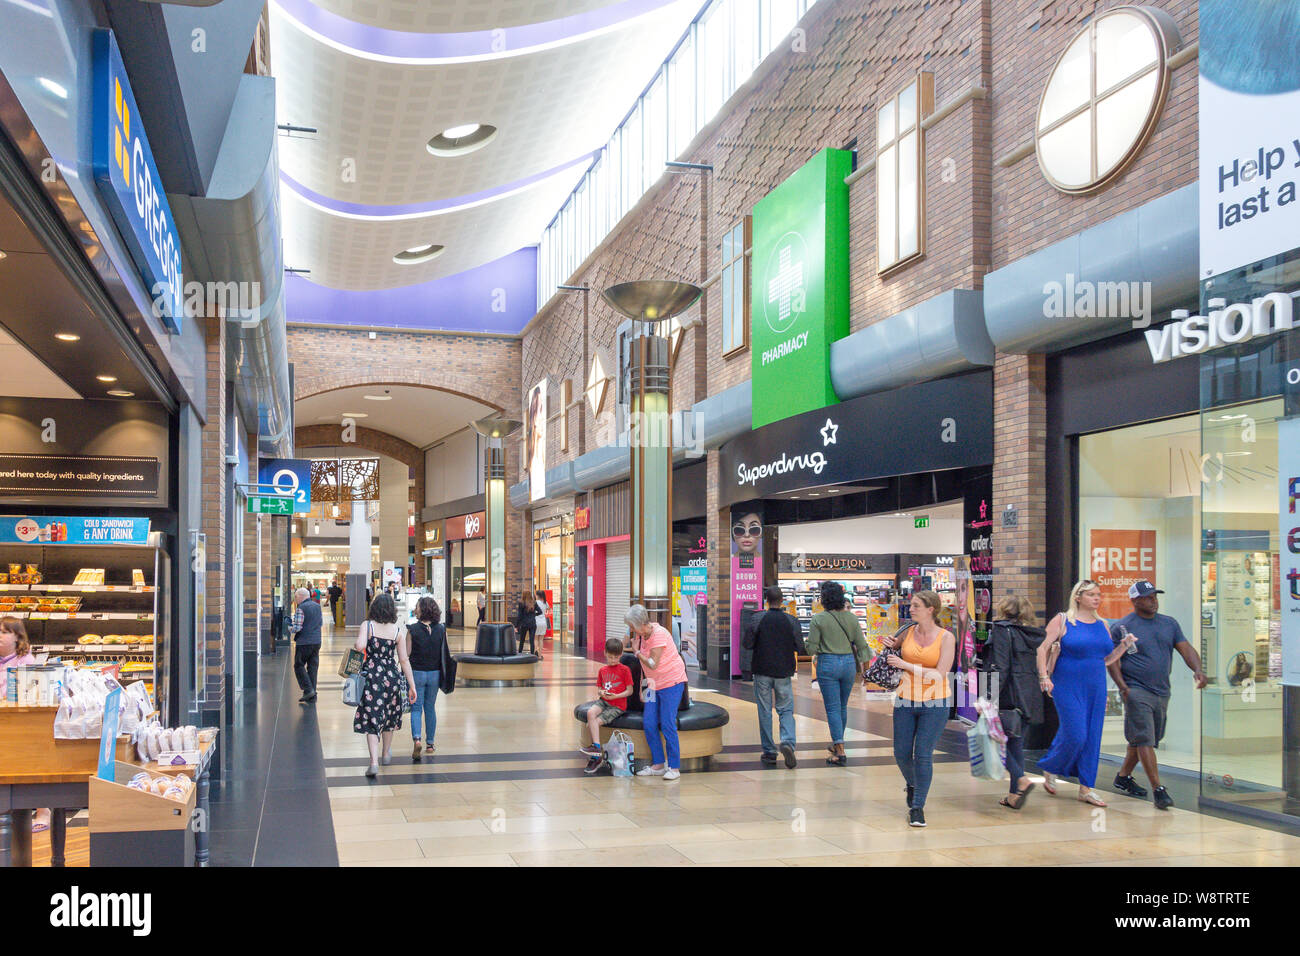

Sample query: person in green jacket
[805,581,869,765]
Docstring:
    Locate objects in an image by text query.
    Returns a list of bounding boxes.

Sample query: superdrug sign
[716,371,992,507]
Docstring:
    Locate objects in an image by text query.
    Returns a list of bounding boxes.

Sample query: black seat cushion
[574,699,728,731]
[456,653,540,665]
[474,622,520,656]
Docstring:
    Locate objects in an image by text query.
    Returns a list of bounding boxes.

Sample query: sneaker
[583,754,607,775]
[579,744,602,758]
[760,751,778,764]
[1113,774,1148,798]
[1153,786,1174,810]
[412,741,423,760]
[780,743,797,769]
[908,808,926,828]
[636,765,666,777]
[663,768,681,781]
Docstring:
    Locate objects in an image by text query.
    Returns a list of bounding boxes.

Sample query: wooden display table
[0,706,129,868]
[122,735,217,867]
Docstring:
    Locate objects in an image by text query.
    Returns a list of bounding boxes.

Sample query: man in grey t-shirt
[1106,580,1207,810]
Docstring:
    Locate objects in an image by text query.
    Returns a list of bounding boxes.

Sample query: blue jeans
[754,675,795,754]
[642,681,685,769]
[411,669,440,742]
[893,699,949,808]
[1005,734,1025,793]
[815,654,857,744]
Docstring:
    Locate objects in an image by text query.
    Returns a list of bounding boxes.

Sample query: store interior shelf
[4,612,154,620]
[0,584,155,593]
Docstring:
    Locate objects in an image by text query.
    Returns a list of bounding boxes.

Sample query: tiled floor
[307,621,1300,867]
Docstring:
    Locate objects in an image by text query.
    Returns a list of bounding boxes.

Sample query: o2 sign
[257,458,312,513]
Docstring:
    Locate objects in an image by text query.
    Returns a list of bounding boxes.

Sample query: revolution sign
[750,148,852,429]
[91,29,186,332]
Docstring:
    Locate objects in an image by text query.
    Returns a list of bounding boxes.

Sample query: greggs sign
[575,507,591,531]
[445,511,485,540]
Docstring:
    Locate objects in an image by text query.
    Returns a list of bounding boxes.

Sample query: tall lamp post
[600,280,702,626]
[471,416,522,626]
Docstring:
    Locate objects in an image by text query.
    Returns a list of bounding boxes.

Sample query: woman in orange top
[883,590,955,828]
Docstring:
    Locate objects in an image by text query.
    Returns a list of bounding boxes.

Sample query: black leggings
[517,623,536,654]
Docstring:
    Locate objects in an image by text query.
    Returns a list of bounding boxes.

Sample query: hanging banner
[1198,1,1300,289]
[258,458,313,513]
[1280,417,1300,685]
[1088,529,1157,620]
[750,148,852,428]
[527,379,548,502]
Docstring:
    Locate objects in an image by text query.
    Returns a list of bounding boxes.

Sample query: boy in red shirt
[580,638,634,774]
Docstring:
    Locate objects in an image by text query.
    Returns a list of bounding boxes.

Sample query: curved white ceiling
[270,0,702,292]
[296,384,492,447]
[314,0,622,33]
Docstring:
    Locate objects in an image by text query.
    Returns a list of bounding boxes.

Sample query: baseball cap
[1128,579,1164,599]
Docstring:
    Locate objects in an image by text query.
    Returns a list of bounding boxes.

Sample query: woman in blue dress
[1036,580,1136,807]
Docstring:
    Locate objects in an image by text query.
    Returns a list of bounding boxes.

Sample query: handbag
[438,626,457,694]
[862,623,910,690]
[342,672,364,707]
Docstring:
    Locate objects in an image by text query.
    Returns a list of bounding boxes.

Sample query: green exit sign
[914,516,930,529]
[247,496,294,515]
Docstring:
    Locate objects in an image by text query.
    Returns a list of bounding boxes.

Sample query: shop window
[1035,6,1179,194]
[876,73,933,273]
[720,217,750,356]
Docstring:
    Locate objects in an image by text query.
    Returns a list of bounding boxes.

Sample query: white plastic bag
[607,731,634,777]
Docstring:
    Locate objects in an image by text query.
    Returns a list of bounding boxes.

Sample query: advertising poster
[526,379,547,502]
[953,556,978,722]
[729,507,764,678]
[677,564,707,668]
[1279,417,1300,685]
[0,515,150,545]
[1088,529,1157,620]
[1198,0,1300,285]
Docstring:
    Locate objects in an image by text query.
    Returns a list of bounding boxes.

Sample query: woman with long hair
[805,580,869,766]
[517,589,541,658]
[1037,580,1136,807]
[988,595,1047,810]
[353,593,418,778]
[883,590,955,826]
[407,596,446,760]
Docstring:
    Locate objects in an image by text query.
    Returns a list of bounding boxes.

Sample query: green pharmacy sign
[750,148,852,428]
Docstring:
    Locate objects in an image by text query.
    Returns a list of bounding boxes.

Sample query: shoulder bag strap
[830,612,862,663]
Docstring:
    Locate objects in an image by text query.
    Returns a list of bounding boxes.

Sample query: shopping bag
[337,647,365,678]
[974,697,1008,744]
[607,731,634,777]
[966,714,1007,782]
[342,672,365,707]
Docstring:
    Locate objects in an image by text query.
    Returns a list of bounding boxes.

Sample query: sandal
[1077,790,1107,808]
[1000,782,1035,810]
[826,754,847,767]
[31,822,49,833]
[1042,773,1058,796]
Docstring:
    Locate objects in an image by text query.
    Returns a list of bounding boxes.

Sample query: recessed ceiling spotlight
[106,389,135,398]
[342,411,367,418]
[363,394,392,401]
[55,332,80,342]
[393,243,445,265]
[427,123,498,157]
[96,374,118,383]
[807,493,821,497]
[0,250,7,260]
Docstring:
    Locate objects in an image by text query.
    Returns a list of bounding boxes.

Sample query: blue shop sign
[0,516,150,545]
[91,29,185,333]
[257,458,313,513]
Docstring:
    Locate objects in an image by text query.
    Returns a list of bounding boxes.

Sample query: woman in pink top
[625,604,687,780]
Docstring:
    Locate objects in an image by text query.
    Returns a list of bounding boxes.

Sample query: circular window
[393,243,445,265]
[426,123,498,158]
[1035,6,1181,193]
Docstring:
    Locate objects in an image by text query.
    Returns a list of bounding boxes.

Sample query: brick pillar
[200,314,226,715]
[993,352,1048,618]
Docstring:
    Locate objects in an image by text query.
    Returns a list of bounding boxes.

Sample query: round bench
[574,699,729,771]
[456,653,540,687]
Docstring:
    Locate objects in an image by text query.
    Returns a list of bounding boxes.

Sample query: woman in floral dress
[353,593,418,777]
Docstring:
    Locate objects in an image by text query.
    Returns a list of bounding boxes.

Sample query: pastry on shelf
[78,634,102,645]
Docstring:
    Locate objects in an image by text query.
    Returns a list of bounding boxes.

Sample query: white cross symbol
[768,244,804,323]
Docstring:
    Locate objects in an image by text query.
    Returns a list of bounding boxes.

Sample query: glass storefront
[448,538,484,629]
[533,516,575,643]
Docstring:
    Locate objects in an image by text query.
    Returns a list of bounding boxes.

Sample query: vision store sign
[749,149,852,429]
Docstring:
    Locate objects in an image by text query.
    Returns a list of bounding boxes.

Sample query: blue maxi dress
[1038,617,1111,788]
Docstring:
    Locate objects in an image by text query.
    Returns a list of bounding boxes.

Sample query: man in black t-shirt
[743,585,807,768]
[1106,580,1207,810]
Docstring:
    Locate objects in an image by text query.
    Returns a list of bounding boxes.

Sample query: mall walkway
[288,623,1300,867]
